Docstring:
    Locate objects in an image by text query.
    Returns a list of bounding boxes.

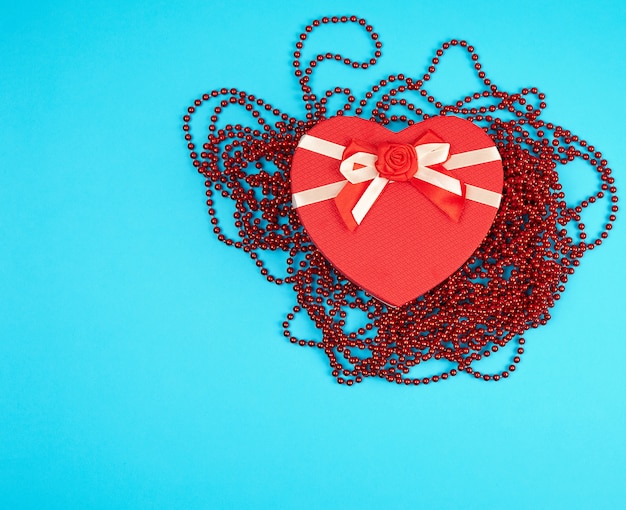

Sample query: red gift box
[291,115,504,306]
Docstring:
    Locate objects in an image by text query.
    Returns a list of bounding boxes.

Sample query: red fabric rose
[375,142,418,181]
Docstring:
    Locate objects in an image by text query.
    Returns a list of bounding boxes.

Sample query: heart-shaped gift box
[291,115,504,306]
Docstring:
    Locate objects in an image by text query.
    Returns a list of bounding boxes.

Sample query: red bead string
[182,17,618,385]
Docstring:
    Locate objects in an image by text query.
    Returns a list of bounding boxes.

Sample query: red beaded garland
[183,17,618,385]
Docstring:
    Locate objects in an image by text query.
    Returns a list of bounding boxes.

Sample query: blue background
[1,1,625,508]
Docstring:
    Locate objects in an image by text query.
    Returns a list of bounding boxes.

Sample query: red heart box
[291,116,503,306]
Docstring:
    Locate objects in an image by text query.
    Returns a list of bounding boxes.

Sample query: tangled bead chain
[183,16,618,385]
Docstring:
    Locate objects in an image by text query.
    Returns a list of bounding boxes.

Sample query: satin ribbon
[336,133,467,230]
[292,132,502,230]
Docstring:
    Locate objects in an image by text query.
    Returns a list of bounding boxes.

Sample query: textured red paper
[291,116,503,306]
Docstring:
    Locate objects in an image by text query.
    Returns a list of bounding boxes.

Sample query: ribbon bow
[291,131,502,230]
[336,131,465,231]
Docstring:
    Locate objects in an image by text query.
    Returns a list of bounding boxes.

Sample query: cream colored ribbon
[292,134,502,215]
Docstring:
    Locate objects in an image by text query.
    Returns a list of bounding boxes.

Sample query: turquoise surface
[1,1,625,508]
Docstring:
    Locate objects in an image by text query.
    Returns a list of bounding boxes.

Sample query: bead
[182,21,618,387]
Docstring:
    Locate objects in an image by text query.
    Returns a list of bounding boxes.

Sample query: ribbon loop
[415,142,450,168]
[339,150,379,183]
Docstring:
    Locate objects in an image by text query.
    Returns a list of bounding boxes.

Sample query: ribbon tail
[411,178,466,222]
[335,181,371,231]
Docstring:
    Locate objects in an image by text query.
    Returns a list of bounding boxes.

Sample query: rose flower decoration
[375,143,418,181]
